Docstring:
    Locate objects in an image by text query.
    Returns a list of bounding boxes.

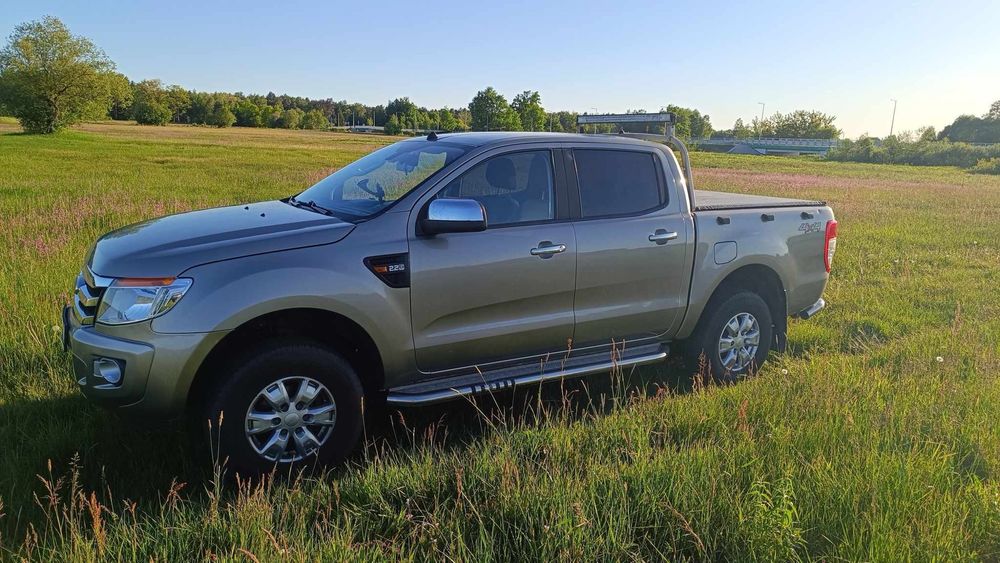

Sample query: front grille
[72,268,109,326]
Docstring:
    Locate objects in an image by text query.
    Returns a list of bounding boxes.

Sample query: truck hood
[88,200,355,278]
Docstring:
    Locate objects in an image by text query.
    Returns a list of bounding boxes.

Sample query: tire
[200,342,364,476]
[688,291,774,383]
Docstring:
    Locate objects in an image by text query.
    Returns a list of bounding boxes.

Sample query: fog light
[93,357,123,385]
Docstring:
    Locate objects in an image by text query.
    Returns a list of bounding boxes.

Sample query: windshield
[294,140,468,220]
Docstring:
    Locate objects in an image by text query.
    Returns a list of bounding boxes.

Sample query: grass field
[1,120,999,560]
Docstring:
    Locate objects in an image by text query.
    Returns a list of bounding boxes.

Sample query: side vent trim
[364,253,410,288]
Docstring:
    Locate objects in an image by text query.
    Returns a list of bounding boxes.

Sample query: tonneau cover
[693,190,826,211]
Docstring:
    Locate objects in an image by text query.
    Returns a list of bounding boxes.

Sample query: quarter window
[438,151,555,226]
[574,149,663,218]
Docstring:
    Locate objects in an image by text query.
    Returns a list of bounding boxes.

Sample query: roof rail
[576,113,695,200]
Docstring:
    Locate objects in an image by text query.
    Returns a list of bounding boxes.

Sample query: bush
[132,99,172,125]
[828,137,1000,170]
[969,158,1000,175]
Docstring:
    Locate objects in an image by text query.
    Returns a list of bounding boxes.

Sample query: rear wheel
[200,342,364,476]
[688,291,774,383]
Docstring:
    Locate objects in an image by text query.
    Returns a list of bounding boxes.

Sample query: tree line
[0,17,715,138]
[4,16,997,147]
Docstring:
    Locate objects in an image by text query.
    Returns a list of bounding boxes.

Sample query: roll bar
[576,113,695,207]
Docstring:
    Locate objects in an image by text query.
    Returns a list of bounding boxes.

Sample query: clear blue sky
[4,0,999,137]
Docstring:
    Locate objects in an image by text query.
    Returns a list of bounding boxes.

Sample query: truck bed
[693,190,826,211]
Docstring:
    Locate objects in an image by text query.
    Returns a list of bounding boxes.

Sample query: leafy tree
[131,79,172,125]
[260,104,281,128]
[386,97,417,121]
[987,99,1000,121]
[733,118,752,139]
[495,106,522,131]
[384,114,403,135]
[918,126,937,142]
[277,107,304,129]
[0,17,130,133]
[512,90,545,131]
[301,108,329,130]
[662,106,713,139]
[163,85,190,123]
[206,102,235,128]
[233,99,263,127]
[469,87,520,131]
[939,106,1000,143]
[750,110,840,139]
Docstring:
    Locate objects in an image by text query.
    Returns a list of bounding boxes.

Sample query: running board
[386,346,668,407]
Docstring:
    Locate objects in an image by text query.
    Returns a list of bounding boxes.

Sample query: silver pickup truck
[64,114,836,474]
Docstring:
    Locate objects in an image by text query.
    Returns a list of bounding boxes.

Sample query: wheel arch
[186,307,385,413]
[684,263,788,350]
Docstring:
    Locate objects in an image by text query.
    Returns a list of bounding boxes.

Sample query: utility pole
[758,102,766,139]
[591,107,599,133]
[889,98,898,137]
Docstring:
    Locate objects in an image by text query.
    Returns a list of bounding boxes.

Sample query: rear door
[408,148,577,373]
[567,147,693,346]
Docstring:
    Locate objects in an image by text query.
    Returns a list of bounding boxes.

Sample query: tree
[733,118,752,139]
[918,126,937,142]
[301,108,329,130]
[163,85,190,123]
[386,97,417,122]
[260,104,281,128]
[0,17,129,133]
[277,107,303,129]
[233,99,263,127]
[206,102,235,128]
[469,87,520,131]
[987,99,1000,121]
[939,102,1000,143]
[384,114,403,135]
[131,79,172,125]
[751,110,840,139]
[512,90,545,131]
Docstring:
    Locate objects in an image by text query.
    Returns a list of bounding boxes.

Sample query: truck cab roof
[419,131,663,149]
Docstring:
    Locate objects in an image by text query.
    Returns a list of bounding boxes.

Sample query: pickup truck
[64,117,836,474]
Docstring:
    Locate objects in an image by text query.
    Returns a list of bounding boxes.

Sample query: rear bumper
[796,298,826,320]
[63,306,226,420]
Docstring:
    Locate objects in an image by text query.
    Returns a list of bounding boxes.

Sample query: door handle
[530,243,567,257]
[648,230,679,244]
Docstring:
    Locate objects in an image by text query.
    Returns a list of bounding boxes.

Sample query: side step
[386,343,668,407]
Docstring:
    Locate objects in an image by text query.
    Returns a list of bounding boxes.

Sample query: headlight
[96,278,192,325]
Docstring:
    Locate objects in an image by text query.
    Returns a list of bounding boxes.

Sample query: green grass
[1,121,999,560]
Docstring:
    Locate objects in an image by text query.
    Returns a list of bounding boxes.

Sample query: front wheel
[688,291,774,383]
[200,343,364,476]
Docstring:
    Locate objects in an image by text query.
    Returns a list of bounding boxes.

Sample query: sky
[3,0,999,138]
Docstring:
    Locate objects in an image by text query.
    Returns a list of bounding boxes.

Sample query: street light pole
[758,102,766,139]
[889,99,898,137]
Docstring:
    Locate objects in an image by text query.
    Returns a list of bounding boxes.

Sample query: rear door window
[573,149,663,218]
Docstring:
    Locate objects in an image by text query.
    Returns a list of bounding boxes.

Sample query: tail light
[823,219,838,273]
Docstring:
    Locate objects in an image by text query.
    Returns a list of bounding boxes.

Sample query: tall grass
[1,121,999,560]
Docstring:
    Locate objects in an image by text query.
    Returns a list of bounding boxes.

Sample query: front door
[568,147,692,346]
[409,149,576,373]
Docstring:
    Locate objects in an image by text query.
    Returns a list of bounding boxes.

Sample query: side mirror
[420,199,487,235]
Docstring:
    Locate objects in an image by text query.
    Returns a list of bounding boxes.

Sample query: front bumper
[63,305,227,419]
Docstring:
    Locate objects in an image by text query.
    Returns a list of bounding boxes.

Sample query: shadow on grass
[367,355,696,455]
[1,356,696,541]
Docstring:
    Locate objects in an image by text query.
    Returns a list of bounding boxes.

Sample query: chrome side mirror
[420,199,487,235]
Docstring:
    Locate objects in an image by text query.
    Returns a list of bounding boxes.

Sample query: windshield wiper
[287,197,334,216]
